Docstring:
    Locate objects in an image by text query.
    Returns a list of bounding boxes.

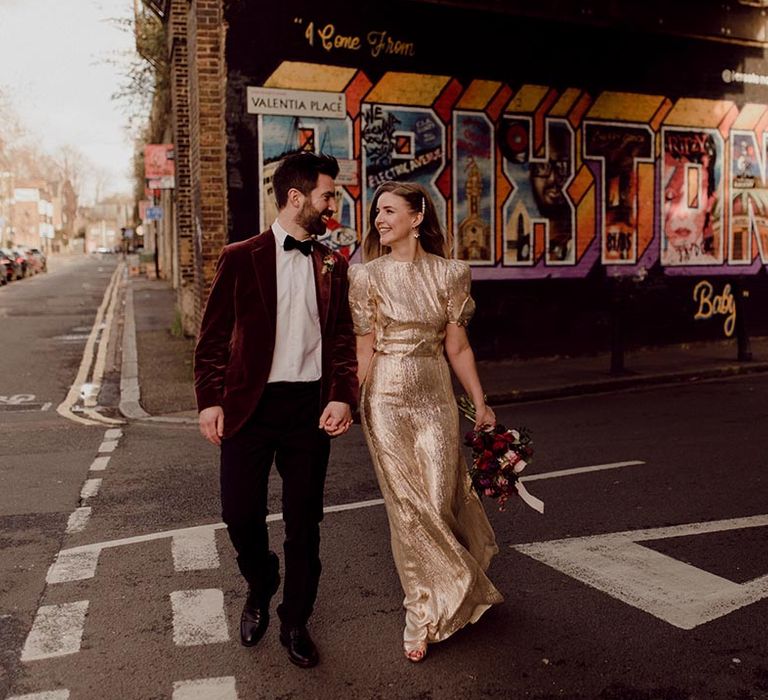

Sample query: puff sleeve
[348,263,376,336]
[446,261,476,327]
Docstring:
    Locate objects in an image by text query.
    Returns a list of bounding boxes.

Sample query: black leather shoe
[240,599,269,647]
[279,625,319,668]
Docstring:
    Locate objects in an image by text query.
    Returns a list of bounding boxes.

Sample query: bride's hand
[474,404,496,430]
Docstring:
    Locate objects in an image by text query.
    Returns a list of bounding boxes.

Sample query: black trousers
[220,381,330,627]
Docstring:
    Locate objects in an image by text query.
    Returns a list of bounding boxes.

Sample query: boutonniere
[321,253,335,275]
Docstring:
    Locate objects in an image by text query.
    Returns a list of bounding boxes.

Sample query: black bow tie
[283,235,313,256]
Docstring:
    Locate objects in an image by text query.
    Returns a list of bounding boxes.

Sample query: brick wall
[186,0,228,333]
[168,0,196,335]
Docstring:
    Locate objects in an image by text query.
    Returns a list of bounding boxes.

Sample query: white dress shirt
[267,221,322,383]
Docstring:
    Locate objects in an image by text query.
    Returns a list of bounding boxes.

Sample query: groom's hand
[199,405,224,445]
[319,401,352,437]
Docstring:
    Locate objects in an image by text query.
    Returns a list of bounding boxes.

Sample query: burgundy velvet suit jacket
[193,229,359,440]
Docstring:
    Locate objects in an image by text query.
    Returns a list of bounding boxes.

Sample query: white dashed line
[172,676,238,700]
[104,428,123,439]
[65,507,91,534]
[172,529,220,571]
[170,589,229,647]
[89,456,111,471]
[46,549,101,584]
[21,601,89,661]
[79,478,102,500]
[97,440,118,453]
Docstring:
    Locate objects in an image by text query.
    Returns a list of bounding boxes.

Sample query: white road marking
[89,456,111,471]
[21,601,89,661]
[172,529,220,571]
[7,691,70,700]
[514,514,768,630]
[85,263,122,408]
[79,479,102,500]
[170,589,229,646]
[41,402,52,411]
[46,550,101,584]
[104,428,123,439]
[97,440,118,453]
[520,460,644,482]
[65,507,91,534]
[172,677,237,700]
[54,459,644,557]
[56,265,123,426]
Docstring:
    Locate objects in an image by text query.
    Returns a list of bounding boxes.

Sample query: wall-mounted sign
[247,87,346,119]
[692,280,736,337]
[145,206,163,222]
[144,144,175,188]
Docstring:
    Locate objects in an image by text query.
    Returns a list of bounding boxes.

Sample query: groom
[194,151,358,668]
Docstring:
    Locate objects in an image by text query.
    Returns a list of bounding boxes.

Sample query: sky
[0,0,137,201]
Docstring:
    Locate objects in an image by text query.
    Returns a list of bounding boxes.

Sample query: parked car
[27,248,47,273]
[0,249,21,281]
[0,260,7,285]
[9,249,29,277]
[21,248,44,275]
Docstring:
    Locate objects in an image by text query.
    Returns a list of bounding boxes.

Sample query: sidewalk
[120,274,768,419]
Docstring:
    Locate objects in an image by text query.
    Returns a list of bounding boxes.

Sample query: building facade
[156,0,768,358]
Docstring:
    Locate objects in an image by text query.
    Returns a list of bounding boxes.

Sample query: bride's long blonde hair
[363,181,450,262]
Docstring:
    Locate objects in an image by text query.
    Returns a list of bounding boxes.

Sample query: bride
[348,181,503,662]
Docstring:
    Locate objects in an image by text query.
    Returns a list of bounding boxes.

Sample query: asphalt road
[2,258,767,699]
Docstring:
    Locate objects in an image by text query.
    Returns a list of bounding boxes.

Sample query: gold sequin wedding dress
[349,252,503,652]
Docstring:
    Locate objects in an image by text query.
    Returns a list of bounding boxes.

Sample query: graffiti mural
[453,111,494,264]
[583,123,654,265]
[259,113,357,256]
[361,103,447,229]
[729,131,768,264]
[660,128,725,266]
[251,62,768,277]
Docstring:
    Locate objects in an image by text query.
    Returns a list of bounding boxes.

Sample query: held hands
[199,405,224,446]
[319,400,353,437]
[473,403,496,431]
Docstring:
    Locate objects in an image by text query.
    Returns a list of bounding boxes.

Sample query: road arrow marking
[514,514,768,629]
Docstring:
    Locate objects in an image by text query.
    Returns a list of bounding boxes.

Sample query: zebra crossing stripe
[46,549,100,584]
[6,691,70,700]
[21,601,88,661]
[89,456,111,471]
[104,428,123,439]
[172,676,238,699]
[170,589,229,646]
[97,440,118,453]
[172,529,220,571]
[65,507,91,534]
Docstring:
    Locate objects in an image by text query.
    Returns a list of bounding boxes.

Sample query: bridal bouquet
[458,395,544,513]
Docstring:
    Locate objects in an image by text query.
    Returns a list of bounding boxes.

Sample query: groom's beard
[297,201,330,239]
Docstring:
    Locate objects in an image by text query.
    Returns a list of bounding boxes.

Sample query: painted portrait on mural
[584,124,654,264]
[661,129,723,266]
[729,132,768,263]
[453,112,494,264]
[259,114,357,258]
[500,117,574,265]
[361,103,447,232]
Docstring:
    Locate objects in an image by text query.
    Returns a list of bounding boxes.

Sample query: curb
[119,275,151,420]
[486,361,768,405]
[118,275,198,425]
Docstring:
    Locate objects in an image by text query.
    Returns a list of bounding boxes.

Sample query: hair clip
[421,197,426,215]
